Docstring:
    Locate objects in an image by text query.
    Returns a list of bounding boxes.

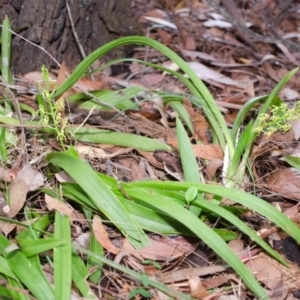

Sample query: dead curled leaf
[246,253,287,300]
[266,168,300,201]
[167,136,223,160]
[156,265,229,284]
[45,194,77,221]
[188,276,208,298]
[206,159,223,180]
[15,163,44,191]
[8,179,28,218]
[93,215,120,255]
[0,221,17,236]
[120,235,196,262]
[192,144,223,160]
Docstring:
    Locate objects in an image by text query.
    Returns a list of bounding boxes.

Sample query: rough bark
[0,0,142,74]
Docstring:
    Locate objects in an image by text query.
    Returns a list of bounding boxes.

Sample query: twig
[66,1,96,81]
[66,0,87,61]
[72,106,96,134]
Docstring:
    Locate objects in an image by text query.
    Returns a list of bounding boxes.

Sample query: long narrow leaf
[72,250,97,299]
[51,36,233,154]
[74,245,193,300]
[71,127,171,151]
[130,181,300,244]
[46,152,149,248]
[18,238,64,257]
[176,118,202,216]
[1,15,12,84]
[0,234,54,300]
[123,186,267,299]
[53,212,72,300]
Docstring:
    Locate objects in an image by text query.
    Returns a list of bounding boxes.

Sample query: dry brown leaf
[228,239,244,255]
[140,73,166,88]
[93,215,120,254]
[206,159,223,180]
[279,87,300,101]
[8,179,28,218]
[45,194,76,221]
[180,49,219,62]
[131,161,149,181]
[23,71,57,90]
[15,163,44,191]
[56,61,67,87]
[75,144,133,159]
[184,35,196,50]
[189,276,208,298]
[76,77,107,91]
[55,62,68,119]
[153,150,182,173]
[55,171,75,183]
[167,135,223,159]
[143,9,168,19]
[202,274,238,289]
[186,61,247,88]
[283,202,300,218]
[121,236,196,262]
[290,120,300,140]
[193,144,223,160]
[0,221,17,236]
[137,150,164,169]
[156,28,172,45]
[157,265,229,284]
[266,168,300,201]
[73,232,90,250]
[192,110,210,143]
[119,157,134,169]
[182,98,195,116]
[265,63,289,83]
[152,96,169,130]
[228,239,260,262]
[246,253,287,300]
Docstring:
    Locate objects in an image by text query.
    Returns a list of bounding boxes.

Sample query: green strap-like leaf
[122,186,268,299]
[46,152,149,249]
[53,212,72,300]
[0,234,54,300]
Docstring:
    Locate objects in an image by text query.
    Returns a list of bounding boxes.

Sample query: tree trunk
[0,0,142,74]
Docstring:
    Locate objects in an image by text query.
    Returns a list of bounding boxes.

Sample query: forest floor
[1,0,300,299]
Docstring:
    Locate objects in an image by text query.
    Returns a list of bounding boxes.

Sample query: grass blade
[176,118,202,216]
[51,36,233,154]
[176,118,200,183]
[0,234,54,300]
[131,181,300,244]
[74,245,193,300]
[1,15,12,84]
[71,127,171,151]
[72,250,97,299]
[46,152,149,248]
[169,101,193,134]
[53,211,72,300]
[18,238,64,257]
[123,186,268,299]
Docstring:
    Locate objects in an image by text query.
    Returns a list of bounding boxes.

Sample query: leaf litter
[1,0,300,299]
